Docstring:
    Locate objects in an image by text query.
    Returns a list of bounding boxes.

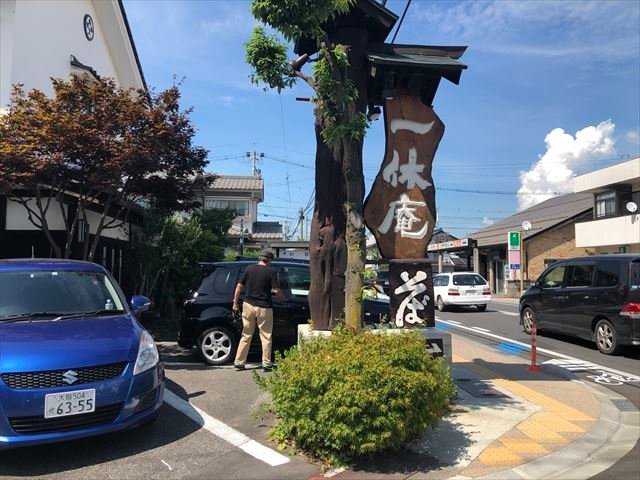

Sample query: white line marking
[447,320,462,325]
[163,390,290,466]
[470,326,491,332]
[436,319,640,381]
[161,460,173,471]
[497,311,519,317]
[163,361,204,367]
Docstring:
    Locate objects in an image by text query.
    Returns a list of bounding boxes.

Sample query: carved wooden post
[365,93,445,328]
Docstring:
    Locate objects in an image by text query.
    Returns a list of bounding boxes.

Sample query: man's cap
[260,249,274,260]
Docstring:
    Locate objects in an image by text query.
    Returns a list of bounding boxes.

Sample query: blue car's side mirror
[130,295,152,315]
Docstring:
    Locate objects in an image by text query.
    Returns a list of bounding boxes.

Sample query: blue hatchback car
[0,259,164,450]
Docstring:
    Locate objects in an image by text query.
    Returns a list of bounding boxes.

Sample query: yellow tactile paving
[479,447,523,465]
[516,419,570,443]
[500,438,549,454]
[529,412,586,433]
[453,351,597,473]
[492,379,595,422]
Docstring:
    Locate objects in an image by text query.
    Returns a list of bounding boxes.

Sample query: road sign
[510,263,520,269]
[508,231,521,250]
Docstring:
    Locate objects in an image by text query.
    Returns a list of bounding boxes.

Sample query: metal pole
[519,230,524,294]
[239,218,244,256]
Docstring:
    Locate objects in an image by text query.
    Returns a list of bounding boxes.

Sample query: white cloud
[481,217,494,226]
[517,120,616,210]
[625,130,640,145]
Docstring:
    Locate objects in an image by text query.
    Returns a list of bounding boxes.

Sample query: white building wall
[5,198,67,231]
[5,198,128,241]
[575,215,640,249]
[3,0,115,108]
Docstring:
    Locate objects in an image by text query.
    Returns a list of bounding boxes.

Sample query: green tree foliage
[245,0,369,330]
[0,75,208,260]
[128,208,232,321]
[256,327,455,465]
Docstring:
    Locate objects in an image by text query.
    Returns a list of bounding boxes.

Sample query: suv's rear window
[452,274,486,286]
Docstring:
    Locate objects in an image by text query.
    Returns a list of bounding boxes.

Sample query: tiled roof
[469,193,593,247]
[210,176,263,191]
[251,221,283,240]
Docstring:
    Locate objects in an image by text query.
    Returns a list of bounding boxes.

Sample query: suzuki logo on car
[62,370,79,385]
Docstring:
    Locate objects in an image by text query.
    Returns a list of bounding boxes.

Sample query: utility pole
[298,208,305,241]
[246,150,264,177]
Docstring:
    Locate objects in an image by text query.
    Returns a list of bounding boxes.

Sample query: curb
[476,380,639,480]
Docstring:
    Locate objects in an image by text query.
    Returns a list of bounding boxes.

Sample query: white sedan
[433,272,492,312]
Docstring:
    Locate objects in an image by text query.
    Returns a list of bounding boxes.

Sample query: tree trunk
[338,27,368,331]
[308,26,368,331]
[308,115,346,330]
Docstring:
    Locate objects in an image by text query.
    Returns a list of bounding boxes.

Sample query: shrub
[256,326,455,465]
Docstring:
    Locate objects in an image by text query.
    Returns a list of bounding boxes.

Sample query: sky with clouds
[124,0,640,238]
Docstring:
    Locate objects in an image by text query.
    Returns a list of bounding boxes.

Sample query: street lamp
[520,220,531,293]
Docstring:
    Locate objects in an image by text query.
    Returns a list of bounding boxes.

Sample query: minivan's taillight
[448,289,460,296]
[620,302,640,319]
[482,288,491,296]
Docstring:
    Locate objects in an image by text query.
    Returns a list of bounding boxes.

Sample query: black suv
[179,259,390,364]
[519,255,640,354]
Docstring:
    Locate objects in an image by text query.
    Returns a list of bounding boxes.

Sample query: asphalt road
[1,304,638,480]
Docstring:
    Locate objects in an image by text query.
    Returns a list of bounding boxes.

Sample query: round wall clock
[84,14,95,41]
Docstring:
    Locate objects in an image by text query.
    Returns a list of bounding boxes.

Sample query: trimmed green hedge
[256,327,455,464]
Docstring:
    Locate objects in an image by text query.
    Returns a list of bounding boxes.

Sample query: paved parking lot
[0,344,320,480]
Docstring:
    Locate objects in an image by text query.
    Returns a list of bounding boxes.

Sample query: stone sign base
[297,324,452,366]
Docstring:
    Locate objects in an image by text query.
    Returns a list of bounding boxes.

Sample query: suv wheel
[198,326,238,365]
[522,307,535,334]
[595,319,620,355]
[437,296,447,312]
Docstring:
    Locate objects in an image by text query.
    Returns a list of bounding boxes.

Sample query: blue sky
[124,0,640,239]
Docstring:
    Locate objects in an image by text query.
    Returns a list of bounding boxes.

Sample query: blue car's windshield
[0,270,125,319]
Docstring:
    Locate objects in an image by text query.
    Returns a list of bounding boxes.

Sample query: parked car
[0,259,164,450]
[179,259,390,365]
[433,272,492,311]
[519,254,640,355]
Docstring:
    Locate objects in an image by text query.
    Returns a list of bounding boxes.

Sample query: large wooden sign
[364,93,445,328]
[364,94,444,259]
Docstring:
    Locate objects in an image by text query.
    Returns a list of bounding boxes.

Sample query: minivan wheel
[522,307,535,334]
[595,319,620,355]
[437,296,447,312]
[198,327,238,365]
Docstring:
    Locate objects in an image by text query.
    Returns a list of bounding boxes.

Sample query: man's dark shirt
[239,264,279,308]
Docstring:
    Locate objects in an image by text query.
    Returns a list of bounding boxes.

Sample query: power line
[391,0,412,44]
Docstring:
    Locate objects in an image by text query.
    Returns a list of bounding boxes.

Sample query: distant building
[201,175,283,250]
[470,193,593,296]
[573,157,640,254]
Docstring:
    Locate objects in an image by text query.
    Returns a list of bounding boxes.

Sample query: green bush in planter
[256,326,455,464]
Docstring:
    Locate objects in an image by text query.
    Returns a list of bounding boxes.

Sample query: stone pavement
[311,335,639,480]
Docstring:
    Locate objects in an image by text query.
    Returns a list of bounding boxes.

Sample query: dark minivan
[519,255,640,354]
[179,259,390,365]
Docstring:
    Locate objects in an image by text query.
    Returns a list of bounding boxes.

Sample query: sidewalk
[313,335,639,480]
[491,296,520,306]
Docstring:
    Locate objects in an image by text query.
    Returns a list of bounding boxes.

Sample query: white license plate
[44,388,96,418]
[465,290,477,295]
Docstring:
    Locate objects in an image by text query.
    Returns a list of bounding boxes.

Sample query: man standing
[232,249,285,371]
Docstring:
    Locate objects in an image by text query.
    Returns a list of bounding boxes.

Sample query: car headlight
[133,330,160,375]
